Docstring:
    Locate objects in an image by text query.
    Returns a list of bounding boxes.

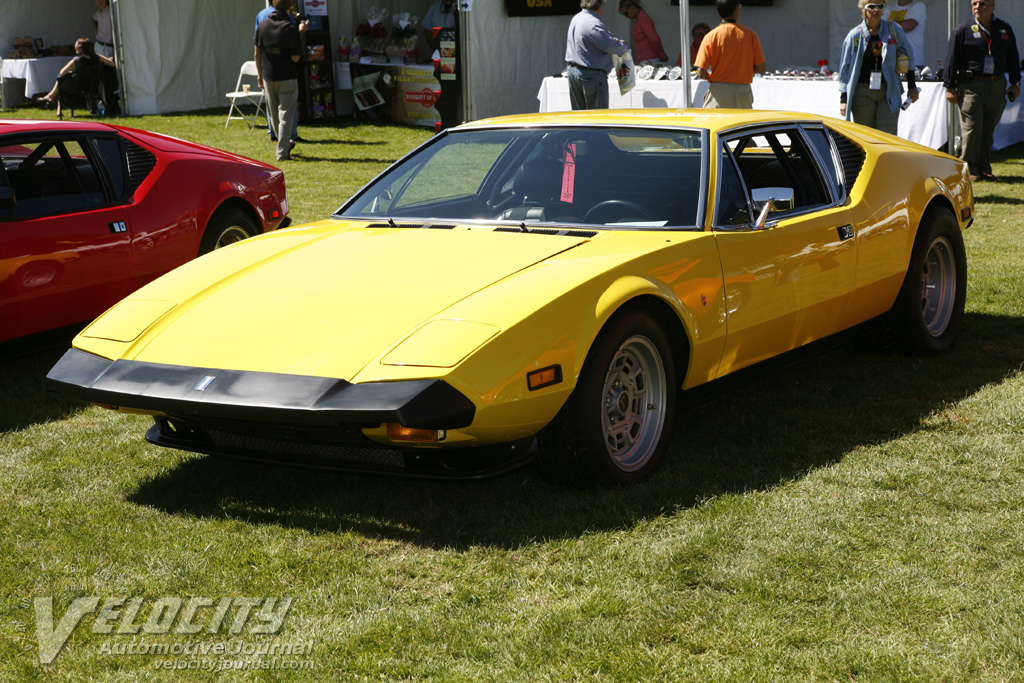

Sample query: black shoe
[292,136,307,143]
[289,139,296,152]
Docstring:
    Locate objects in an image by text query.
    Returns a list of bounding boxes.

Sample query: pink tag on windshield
[560,143,576,203]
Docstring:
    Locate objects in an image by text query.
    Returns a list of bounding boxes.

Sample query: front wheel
[893,208,967,354]
[199,208,260,255]
[536,310,676,487]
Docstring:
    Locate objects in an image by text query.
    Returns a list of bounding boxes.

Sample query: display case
[299,14,335,123]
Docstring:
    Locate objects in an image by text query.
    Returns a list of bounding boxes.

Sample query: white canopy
[2,0,1022,120]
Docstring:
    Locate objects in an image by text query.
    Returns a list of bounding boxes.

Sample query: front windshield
[339,126,705,229]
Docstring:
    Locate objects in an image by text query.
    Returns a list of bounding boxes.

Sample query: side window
[94,136,126,198]
[1,138,107,218]
[725,129,831,213]
[715,146,750,227]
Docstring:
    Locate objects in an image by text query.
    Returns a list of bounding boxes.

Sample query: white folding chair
[225,61,265,128]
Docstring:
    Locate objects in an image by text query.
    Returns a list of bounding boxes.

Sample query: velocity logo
[33,596,292,664]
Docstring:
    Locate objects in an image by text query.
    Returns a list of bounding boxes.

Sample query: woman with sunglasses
[838,0,919,135]
[618,0,668,63]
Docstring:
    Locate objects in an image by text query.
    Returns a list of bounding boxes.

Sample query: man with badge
[943,0,1021,181]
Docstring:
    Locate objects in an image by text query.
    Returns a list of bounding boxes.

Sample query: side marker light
[527,365,563,391]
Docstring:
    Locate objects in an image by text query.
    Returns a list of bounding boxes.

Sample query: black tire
[199,208,260,255]
[891,207,967,355]
[536,310,676,487]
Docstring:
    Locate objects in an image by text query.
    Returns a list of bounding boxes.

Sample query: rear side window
[1,139,107,218]
[94,137,126,198]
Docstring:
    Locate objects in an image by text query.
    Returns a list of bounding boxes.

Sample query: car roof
[0,118,118,134]
[464,108,833,132]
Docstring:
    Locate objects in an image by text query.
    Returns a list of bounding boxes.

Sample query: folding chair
[225,61,265,128]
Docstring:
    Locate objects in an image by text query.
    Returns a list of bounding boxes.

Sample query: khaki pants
[958,76,1006,176]
[704,82,753,109]
[851,84,898,136]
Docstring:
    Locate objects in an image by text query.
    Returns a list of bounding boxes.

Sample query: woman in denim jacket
[838,0,919,135]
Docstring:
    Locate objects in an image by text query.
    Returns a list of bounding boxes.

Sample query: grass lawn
[2,106,1024,681]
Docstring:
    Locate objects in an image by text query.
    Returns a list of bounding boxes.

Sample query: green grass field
[1,106,1023,681]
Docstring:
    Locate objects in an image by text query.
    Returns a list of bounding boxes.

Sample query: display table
[538,76,1024,152]
[347,62,439,129]
[1,56,67,106]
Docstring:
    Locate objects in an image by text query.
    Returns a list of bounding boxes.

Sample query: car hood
[80,222,594,380]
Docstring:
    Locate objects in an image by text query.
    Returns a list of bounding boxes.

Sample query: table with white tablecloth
[538,76,1024,152]
[1,56,68,107]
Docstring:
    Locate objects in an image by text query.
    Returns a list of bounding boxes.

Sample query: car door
[0,134,131,342]
[711,125,856,377]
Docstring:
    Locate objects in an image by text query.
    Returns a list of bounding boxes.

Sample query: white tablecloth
[538,76,1024,152]
[1,56,67,104]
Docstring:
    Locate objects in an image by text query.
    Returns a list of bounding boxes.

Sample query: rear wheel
[199,208,260,255]
[854,208,967,355]
[536,310,676,487]
[893,208,967,354]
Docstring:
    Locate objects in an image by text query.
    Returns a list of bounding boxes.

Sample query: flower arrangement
[355,7,389,60]
[387,13,419,63]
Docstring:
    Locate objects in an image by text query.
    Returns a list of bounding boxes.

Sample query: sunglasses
[865,3,885,9]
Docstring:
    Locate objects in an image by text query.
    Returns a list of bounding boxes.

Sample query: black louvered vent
[830,130,866,195]
[427,223,456,229]
[124,141,157,196]
[366,222,424,229]
[494,226,597,238]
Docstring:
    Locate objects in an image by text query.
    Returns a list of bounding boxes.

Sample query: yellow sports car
[46,110,973,487]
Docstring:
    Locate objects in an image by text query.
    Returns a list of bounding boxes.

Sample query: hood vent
[364,222,455,230]
[494,226,597,238]
[829,130,866,195]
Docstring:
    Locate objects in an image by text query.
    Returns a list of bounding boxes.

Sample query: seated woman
[38,38,114,106]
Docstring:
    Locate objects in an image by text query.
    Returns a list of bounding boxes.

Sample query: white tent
[3,0,1023,120]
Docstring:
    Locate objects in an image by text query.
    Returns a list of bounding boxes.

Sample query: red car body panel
[0,119,288,342]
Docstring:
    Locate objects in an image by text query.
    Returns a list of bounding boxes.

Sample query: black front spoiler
[45,348,475,429]
[46,348,539,479]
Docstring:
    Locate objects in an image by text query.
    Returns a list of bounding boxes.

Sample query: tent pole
[112,0,127,115]
[679,0,691,108]
[458,2,470,124]
[948,0,958,154]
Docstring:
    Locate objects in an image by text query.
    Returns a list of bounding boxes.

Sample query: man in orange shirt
[694,0,766,109]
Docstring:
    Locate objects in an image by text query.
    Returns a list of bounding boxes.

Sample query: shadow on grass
[0,333,88,432]
[123,312,1024,550]
[974,189,1024,205]
[290,155,405,164]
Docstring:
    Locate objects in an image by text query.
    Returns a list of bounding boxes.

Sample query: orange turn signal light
[527,365,562,391]
[386,423,445,442]
[961,206,972,221]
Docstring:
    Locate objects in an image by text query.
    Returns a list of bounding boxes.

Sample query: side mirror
[751,187,794,230]
[0,186,16,210]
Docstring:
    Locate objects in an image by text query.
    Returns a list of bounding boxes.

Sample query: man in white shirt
[888,0,927,70]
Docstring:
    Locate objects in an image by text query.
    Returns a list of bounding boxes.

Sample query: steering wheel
[583,199,654,224]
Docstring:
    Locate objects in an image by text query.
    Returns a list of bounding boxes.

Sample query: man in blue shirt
[565,0,629,110]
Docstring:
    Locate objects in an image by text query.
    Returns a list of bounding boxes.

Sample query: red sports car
[0,119,289,343]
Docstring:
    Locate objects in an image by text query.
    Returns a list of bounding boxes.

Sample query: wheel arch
[197,198,263,256]
[591,283,693,391]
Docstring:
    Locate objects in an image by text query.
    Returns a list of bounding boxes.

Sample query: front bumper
[46,349,534,479]
[46,348,475,429]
